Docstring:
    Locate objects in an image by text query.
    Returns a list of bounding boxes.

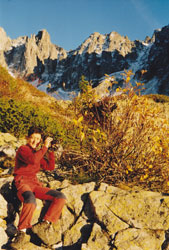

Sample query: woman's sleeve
[40,151,55,170]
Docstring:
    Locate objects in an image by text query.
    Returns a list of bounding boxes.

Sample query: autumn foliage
[61,71,169,191]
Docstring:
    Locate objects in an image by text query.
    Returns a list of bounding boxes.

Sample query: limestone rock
[113,228,165,250]
[89,190,129,235]
[0,27,11,51]
[59,204,75,232]
[49,179,70,189]
[11,241,51,250]
[0,218,6,229]
[1,166,169,249]
[63,218,87,246]
[0,132,17,145]
[31,198,44,225]
[77,32,105,54]
[32,220,62,246]
[89,189,169,232]
[81,223,109,250]
[0,218,8,249]
[10,230,51,250]
[0,145,16,158]
[0,177,14,189]
[0,226,8,249]
[0,50,7,68]
[52,181,96,233]
[0,132,26,149]
[106,31,135,56]
[77,31,134,56]
[4,29,67,77]
[61,182,95,216]
[0,193,7,218]
[0,133,26,174]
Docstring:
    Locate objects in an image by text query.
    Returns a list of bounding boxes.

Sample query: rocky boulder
[0,132,169,250]
[0,132,26,176]
[1,177,169,250]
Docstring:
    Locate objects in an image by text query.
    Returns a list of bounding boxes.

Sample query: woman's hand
[44,137,53,148]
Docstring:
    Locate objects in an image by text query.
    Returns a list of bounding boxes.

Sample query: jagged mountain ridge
[0,25,168,97]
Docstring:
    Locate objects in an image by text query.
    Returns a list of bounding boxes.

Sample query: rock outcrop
[0,25,169,96]
[0,28,11,51]
[1,29,67,77]
[144,25,169,95]
[1,177,169,250]
[0,28,11,68]
[76,31,135,56]
[0,132,169,250]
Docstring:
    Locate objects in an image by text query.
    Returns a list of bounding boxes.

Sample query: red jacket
[14,144,55,178]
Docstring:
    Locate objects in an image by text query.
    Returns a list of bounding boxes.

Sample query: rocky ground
[1,176,169,250]
[1,132,169,250]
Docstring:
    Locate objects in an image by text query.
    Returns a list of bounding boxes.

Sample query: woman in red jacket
[13,127,66,234]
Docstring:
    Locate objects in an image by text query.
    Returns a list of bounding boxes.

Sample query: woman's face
[27,133,42,149]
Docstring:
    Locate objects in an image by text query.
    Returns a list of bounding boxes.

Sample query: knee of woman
[22,191,37,205]
[46,189,67,200]
[59,192,67,200]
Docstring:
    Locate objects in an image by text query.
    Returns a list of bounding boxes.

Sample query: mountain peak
[0,27,6,35]
[0,27,11,50]
[35,29,51,43]
[76,32,105,54]
[90,31,102,37]
[0,26,169,96]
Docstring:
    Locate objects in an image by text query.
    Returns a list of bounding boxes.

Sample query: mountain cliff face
[143,26,169,95]
[1,28,67,77]
[0,25,168,97]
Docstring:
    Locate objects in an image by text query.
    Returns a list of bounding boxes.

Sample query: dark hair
[27,127,43,137]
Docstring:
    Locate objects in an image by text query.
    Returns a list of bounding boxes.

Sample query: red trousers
[14,176,66,230]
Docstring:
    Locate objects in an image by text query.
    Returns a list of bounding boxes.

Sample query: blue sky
[0,0,169,51]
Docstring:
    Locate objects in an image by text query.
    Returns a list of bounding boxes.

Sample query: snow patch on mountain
[131,43,153,73]
[7,67,16,78]
[142,77,159,95]
[30,79,77,100]
[11,37,26,48]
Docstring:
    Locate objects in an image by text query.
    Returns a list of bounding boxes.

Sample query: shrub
[60,70,169,189]
[0,65,17,97]
[146,94,169,103]
[0,98,64,140]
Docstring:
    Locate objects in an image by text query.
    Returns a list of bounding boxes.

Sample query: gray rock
[113,228,165,250]
[0,226,8,250]
[1,172,169,249]
[0,193,8,218]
